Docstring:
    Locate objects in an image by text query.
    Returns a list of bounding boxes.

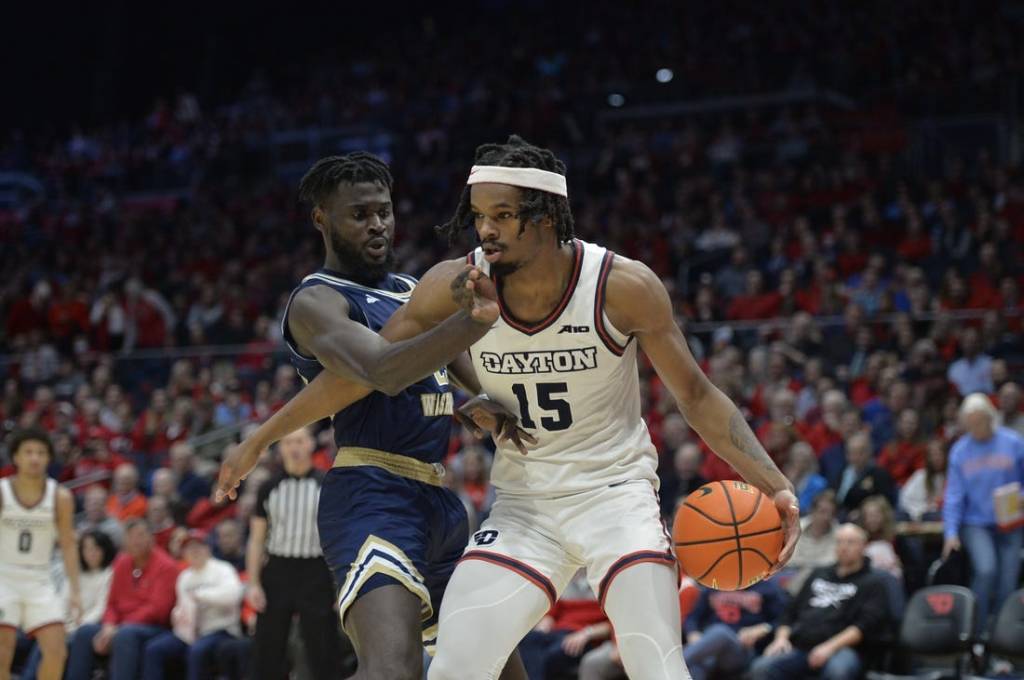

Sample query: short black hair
[79,530,117,571]
[438,135,575,245]
[7,428,53,460]
[298,152,394,208]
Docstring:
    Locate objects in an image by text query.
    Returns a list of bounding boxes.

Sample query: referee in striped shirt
[246,427,342,680]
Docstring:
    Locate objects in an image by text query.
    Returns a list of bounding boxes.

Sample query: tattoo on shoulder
[728,411,774,469]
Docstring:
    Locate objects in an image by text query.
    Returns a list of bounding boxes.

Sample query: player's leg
[603,561,691,679]
[428,559,552,680]
[0,627,15,680]
[31,624,68,680]
[568,480,689,678]
[345,584,424,680]
[424,486,529,680]
[320,468,443,680]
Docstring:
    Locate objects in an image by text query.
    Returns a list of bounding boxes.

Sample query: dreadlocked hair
[297,152,393,207]
[437,135,575,245]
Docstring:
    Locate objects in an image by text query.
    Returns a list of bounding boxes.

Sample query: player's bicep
[289,287,390,382]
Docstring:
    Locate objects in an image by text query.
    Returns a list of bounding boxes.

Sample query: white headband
[466,165,568,198]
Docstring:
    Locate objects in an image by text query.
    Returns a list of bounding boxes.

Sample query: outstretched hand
[456,395,537,455]
[451,265,499,324]
[215,438,266,503]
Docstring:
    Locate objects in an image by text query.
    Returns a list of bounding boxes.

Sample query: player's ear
[311,206,326,232]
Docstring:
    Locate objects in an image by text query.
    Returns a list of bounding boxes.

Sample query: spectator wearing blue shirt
[785,442,828,515]
[942,393,1024,632]
[683,579,788,680]
[169,443,211,506]
[946,328,994,397]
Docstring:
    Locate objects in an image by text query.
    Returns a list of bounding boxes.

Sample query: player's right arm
[216,260,500,500]
[287,261,496,397]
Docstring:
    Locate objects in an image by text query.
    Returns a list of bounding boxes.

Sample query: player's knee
[427,648,476,680]
[363,657,422,680]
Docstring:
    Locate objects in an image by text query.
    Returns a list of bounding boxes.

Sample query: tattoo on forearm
[728,410,775,471]
[450,270,472,309]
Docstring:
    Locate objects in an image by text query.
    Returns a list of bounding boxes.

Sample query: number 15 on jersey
[511,382,573,431]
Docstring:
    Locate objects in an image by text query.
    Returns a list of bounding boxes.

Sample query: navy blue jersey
[281,269,452,464]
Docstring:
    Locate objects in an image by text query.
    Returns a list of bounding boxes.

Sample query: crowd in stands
[2,2,1024,678]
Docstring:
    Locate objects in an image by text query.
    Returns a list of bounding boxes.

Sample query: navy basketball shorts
[317,465,468,653]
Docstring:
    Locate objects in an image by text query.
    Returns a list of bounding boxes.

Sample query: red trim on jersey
[597,550,677,610]
[0,623,17,632]
[492,240,583,336]
[461,550,557,606]
[26,621,64,638]
[594,251,629,356]
[467,252,475,265]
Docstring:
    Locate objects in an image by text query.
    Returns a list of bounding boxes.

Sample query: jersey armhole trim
[594,251,631,356]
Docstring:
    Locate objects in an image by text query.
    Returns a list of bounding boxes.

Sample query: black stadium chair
[986,588,1024,667]
[867,585,976,680]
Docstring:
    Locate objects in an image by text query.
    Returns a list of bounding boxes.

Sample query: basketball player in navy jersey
[217,152,527,680]
[222,138,800,679]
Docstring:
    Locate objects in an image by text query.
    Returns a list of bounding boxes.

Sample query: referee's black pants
[252,555,342,680]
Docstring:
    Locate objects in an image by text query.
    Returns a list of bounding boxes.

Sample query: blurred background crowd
[2,1,1023,678]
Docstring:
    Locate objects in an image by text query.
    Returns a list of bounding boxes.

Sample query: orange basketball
[672,480,783,591]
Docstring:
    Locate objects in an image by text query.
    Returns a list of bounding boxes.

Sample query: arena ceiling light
[608,93,625,107]
[656,68,674,83]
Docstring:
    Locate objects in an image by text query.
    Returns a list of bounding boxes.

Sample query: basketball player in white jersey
[218,136,799,679]
[0,429,80,680]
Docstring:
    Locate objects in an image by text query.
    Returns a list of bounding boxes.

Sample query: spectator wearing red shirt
[727,270,782,320]
[896,213,932,263]
[803,390,848,456]
[877,409,926,486]
[66,519,180,680]
[130,389,172,457]
[71,439,126,494]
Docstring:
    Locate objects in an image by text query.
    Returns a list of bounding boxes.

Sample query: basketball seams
[681,501,736,527]
[674,525,783,547]
[718,481,744,588]
[735,488,763,524]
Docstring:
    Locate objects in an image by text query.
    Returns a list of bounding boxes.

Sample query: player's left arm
[604,256,800,571]
[56,486,82,621]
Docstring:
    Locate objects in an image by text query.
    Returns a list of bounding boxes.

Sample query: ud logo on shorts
[473,529,499,546]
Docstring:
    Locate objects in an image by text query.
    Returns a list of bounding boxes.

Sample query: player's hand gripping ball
[673,481,783,590]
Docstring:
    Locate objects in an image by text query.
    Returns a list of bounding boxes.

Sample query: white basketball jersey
[468,239,658,497]
[0,478,57,569]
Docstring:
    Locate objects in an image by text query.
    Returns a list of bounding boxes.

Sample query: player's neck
[12,472,46,489]
[501,240,574,299]
[10,473,45,504]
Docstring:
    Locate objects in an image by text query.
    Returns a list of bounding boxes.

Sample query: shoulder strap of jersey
[594,249,631,356]
[280,277,370,361]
